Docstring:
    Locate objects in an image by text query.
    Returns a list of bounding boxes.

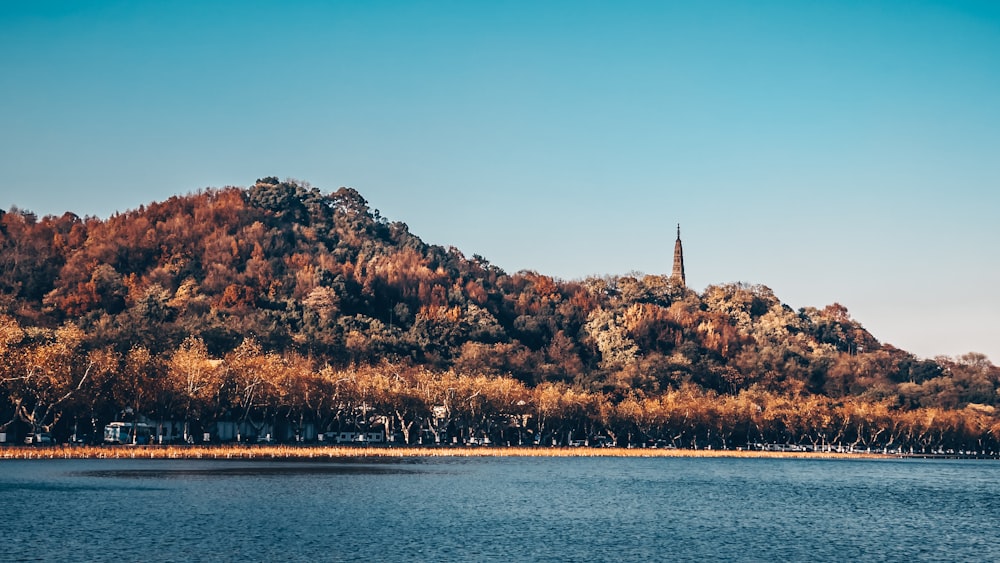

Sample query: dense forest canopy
[2,178,998,450]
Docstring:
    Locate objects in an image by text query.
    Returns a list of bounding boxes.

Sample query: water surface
[2,456,997,561]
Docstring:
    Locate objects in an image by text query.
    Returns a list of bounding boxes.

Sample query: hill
[1,178,997,450]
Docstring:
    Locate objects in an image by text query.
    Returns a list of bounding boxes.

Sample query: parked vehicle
[103,422,155,444]
[590,436,614,448]
[69,433,91,445]
[24,432,54,445]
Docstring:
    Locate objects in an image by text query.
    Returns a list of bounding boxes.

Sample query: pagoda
[671,224,685,287]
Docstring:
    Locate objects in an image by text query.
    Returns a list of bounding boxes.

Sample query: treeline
[0,332,996,451]
[1,177,998,448]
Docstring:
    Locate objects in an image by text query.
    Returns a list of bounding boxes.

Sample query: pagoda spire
[671,224,686,287]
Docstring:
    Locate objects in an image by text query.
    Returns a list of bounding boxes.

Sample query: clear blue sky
[2,1,999,362]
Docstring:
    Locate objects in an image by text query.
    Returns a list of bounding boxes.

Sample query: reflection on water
[75,461,429,479]
[2,457,999,562]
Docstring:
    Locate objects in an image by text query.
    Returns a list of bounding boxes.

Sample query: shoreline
[0,444,915,461]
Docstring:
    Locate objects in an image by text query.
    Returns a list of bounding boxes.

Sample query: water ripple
[1,457,998,562]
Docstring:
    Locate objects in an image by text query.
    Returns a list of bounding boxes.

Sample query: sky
[2,1,999,363]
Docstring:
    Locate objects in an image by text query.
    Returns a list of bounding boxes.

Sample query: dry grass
[0,444,893,460]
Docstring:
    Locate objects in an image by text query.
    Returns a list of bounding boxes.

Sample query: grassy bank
[0,444,895,460]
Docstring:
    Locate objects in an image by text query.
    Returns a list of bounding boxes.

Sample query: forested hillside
[2,178,998,450]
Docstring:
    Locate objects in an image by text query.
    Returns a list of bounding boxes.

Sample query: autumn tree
[0,321,94,436]
[109,346,163,442]
[166,336,222,441]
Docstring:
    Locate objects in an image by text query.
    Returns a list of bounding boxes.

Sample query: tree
[109,346,162,442]
[585,308,639,370]
[380,365,427,445]
[2,322,94,436]
[223,338,279,441]
[166,336,222,442]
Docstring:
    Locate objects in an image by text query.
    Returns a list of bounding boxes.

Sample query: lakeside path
[0,445,896,460]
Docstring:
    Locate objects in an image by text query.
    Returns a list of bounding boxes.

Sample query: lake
[2,456,998,562]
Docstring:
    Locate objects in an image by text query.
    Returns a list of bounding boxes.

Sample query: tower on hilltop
[671,224,685,287]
